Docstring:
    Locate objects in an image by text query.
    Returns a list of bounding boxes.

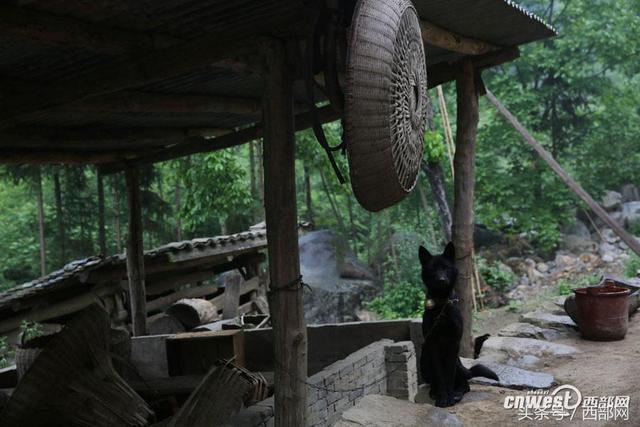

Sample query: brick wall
[230,339,418,427]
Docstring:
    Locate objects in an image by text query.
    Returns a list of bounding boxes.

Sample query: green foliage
[556,275,595,296]
[19,320,43,342]
[477,256,515,293]
[628,220,640,237]
[181,151,251,235]
[423,130,446,163]
[623,255,640,278]
[366,238,425,319]
[0,336,13,369]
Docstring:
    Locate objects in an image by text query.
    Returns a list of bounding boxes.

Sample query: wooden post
[125,167,147,336]
[262,40,307,427]
[35,166,46,276]
[452,59,479,357]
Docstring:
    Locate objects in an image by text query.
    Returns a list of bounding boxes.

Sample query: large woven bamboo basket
[345,0,428,212]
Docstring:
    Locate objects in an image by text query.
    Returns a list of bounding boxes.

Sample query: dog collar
[425,297,459,309]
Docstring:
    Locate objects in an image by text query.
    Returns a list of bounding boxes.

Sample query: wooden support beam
[99,104,340,174]
[427,47,519,89]
[452,59,479,358]
[0,147,151,165]
[0,8,302,129]
[0,4,180,55]
[125,167,147,336]
[68,91,262,116]
[420,21,498,55]
[262,40,307,426]
[485,90,640,258]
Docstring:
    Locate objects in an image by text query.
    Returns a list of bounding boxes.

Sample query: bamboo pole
[485,89,640,258]
[437,86,455,178]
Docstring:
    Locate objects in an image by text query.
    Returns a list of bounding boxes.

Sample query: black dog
[419,242,498,407]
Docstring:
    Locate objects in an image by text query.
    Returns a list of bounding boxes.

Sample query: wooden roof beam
[427,47,520,89]
[69,91,263,116]
[0,127,231,149]
[0,8,302,129]
[421,20,499,56]
[99,104,340,174]
[0,4,180,55]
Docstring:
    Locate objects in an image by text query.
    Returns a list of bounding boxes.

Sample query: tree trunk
[97,169,107,255]
[113,175,122,253]
[125,167,147,336]
[249,141,260,222]
[53,168,65,265]
[303,162,313,224]
[421,161,452,242]
[452,60,479,358]
[262,39,307,427]
[175,178,182,241]
[319,168,346,232]
[35,167,46,276]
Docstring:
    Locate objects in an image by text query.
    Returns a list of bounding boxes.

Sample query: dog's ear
[418,245,432,265]
[443,241,455,262]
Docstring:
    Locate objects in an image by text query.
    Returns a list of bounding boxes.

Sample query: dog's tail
[473,334,491,359]
[466,364,499,382]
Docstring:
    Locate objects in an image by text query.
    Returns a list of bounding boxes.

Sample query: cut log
[166,299,219,329]
[148,314,186,335]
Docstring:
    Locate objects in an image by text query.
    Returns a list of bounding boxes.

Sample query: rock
[474,224,503,248]
[621,202,640,227]
[505,355,540,369]
[460,358,556,390]
[334,394,463,427]
[562,220,591,239]
[520,310,577,329]
[601,228,620,244]
[601,191,623,211]
[620,183,640,202]
[536,262,549,273]
[498,322,559,341]
[554,253,577,271]
[299,230,378,324]
[479,336,579,367]
[562,234,597,254]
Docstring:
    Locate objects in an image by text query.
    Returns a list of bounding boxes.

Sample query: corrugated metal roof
[0,229,267,309]
[0,0,555,152]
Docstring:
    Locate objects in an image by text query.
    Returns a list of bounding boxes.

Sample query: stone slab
[498,322,559,341]
[520,310,577,329]
[333,394,462,427]
[460,358,556,390]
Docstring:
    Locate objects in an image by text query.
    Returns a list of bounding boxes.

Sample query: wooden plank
[420,20,497,55]
[0,8,302,129]
[452,59,479,358]
[262,40,307,427]
[125,167,147,336]
[222,275,242,320]
[0,147,147,164]
[485,90,640,258]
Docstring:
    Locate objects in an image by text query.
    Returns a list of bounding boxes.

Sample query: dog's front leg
[428,346,453,407]
[441,350,458,405]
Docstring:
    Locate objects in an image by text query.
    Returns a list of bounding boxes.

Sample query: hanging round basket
[345,0,428,212]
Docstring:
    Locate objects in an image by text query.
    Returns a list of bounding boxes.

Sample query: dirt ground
[446,291,639,427]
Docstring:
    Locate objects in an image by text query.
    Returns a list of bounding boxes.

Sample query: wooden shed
[0,1,555,425]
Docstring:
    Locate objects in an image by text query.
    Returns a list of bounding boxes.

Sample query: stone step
[520,310,577,330]
[334,394,462,427]
[477,336,580,369]
[460,358,556,390]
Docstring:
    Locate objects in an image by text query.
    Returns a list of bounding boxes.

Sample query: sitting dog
[419,242,498,407]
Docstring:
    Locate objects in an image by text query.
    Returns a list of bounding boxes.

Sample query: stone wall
[231,339,419,427]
